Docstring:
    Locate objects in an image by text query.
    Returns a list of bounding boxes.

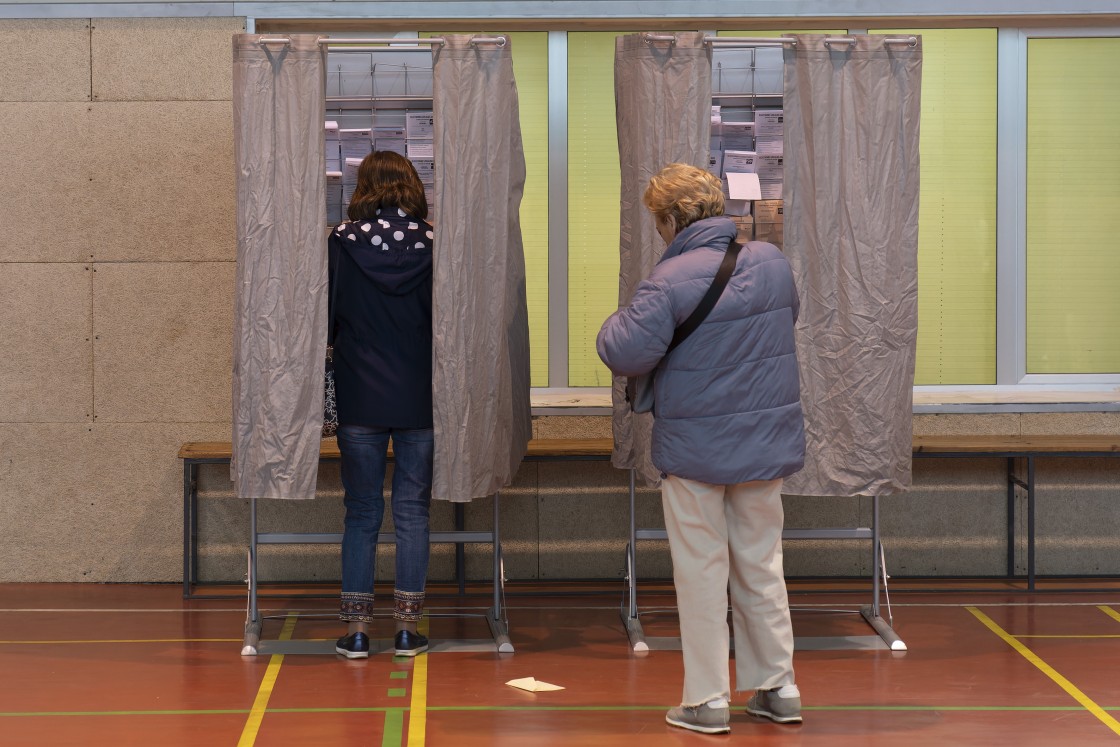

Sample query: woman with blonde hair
[598,163,805,735]
[328,151,435,659]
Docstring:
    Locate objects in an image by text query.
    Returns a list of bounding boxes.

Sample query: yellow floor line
[1098,606,1120,624]
[968,607,1120,737]
[1016,634,1120,639]
[237,615,297,747]
[406,615,430,747]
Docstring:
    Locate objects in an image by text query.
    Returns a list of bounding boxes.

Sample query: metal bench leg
[620,468,649,652]
[242,495,262,656]
[485,490,514,653]
[183,461,195,599]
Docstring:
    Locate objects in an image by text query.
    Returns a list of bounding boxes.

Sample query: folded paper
[505,677,565,692]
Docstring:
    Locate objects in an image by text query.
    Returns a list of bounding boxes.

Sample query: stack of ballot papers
[372,126,407,157]
[754,199,784,248]
[342,157,363,207]
[754,109,784,155]
[325,121,340,172]
[721,150,759,217]
[339,129,372,163]
[756,155,783,200]
[326,171,344,225]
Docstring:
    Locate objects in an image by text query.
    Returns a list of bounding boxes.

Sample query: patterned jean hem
[393,589,425,621]
[339,591,374,623]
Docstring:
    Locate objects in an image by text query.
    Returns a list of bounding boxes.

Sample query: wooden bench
[180,433,1120,653]
[178,438,614,654]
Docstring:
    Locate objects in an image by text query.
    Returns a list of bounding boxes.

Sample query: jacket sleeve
[596,277,677,377]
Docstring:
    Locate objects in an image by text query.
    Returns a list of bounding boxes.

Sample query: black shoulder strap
[667,236,742,355]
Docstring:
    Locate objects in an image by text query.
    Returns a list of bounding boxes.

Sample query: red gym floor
[1,580,1119,745]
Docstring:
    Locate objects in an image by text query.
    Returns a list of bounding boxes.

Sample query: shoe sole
[746,706,802,724]
[335,646,369,659]
[665,715,730,734]
[394,645,428,657]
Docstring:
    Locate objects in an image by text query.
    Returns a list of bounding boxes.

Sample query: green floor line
[381,709,404,747]
[4,704,1118,718]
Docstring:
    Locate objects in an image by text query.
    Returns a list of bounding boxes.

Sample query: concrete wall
[0,17,244,581]
[2,17,1118,584]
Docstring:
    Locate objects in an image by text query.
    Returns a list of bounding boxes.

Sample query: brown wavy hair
[347,151,429,221]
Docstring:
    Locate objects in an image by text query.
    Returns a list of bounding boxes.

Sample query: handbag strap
[666,236,742,355]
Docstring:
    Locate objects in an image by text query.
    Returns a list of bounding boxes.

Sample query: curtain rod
[641,33,918,48]
[256,35,508,49]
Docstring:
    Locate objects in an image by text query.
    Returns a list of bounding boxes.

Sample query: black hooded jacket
[327,207,434,429]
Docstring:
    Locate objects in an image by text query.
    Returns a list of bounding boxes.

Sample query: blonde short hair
[642,163,725,231]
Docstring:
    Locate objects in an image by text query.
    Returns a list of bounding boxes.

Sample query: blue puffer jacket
[597,216,805,484]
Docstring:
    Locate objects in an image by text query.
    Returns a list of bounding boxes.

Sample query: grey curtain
[781,35,922,496]
[611,32,712,486]
[231,34,327,500]
[432,35,531,503]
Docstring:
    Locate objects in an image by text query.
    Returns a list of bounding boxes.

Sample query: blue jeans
[337,424,433,622]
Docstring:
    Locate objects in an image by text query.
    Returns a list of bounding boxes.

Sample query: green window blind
[567,32,627,387]
[1026,37,1120,374]
[874,28,998,384]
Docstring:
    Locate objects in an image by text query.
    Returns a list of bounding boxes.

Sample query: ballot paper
[342,157,363,207]
[722,150,757,174]
[754,109,784,136]
[707,150,723,177]
[754,109,784,155]
[325,171,344,225]
[756,154,784,200]
[726,172,761,201]
[373,127,407,157]
[506,677,565,693]
[406,140,434,159]
[720,121,755,150]
[406,111,434,139]
[325,121,340,171]
[339,129,372,162]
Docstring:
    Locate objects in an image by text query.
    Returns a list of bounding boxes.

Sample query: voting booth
[610,33,923,651]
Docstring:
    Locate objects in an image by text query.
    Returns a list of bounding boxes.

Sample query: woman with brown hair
[328,151,435,659]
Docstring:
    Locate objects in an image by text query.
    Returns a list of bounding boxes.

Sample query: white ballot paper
[325,121,340,171]
[406,111,434,139]
[727,172,762,201]
[754,109,784,155]
[407,140,434,159]
[722,150,758,174]
[506,677,565,693]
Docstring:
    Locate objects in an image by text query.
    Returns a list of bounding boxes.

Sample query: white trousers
[661,474,795,706]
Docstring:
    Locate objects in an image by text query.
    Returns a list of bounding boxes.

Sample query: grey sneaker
[746,686,802,724]
[665,703,731,734]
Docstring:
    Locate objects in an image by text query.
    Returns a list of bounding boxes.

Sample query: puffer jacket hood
[332,208,433,296]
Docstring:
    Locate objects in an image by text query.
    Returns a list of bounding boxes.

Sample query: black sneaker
[335,631,370,659]
[394,629,429,656]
